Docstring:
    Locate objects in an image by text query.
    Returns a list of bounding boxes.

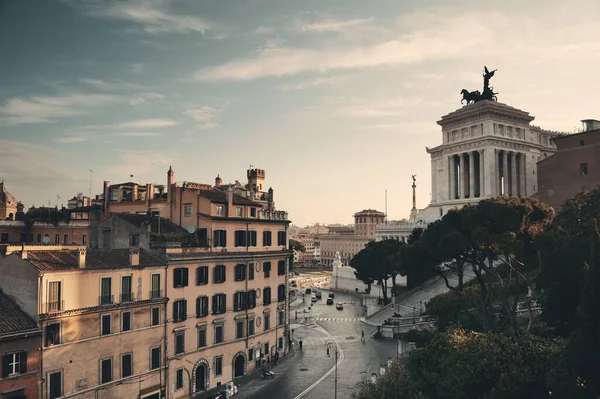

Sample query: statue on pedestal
[460,66,498,105]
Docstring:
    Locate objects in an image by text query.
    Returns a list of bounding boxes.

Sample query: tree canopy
[289,239,306,252]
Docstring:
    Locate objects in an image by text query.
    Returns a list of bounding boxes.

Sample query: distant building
[0,181,18,221]
[534,119,600,210]
[0,290,41,399]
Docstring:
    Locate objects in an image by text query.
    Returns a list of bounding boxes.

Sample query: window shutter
[19,352,27,373]
[173,269,179,288]
[173,302,178,320]
[213,267,218,283]
[1,354,9,378]
[222,266,226,283]
[222,231,227,247]
[196,297,201,317]
[183,268,189,287]
[183,300,187,319]
[212,295,217,314]
[196,268,201,285]
[234,293,239,310]
[222,294,227,312]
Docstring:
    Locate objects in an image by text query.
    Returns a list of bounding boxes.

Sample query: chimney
[129,247,140,267]
[227,187,234,217]
[77,248,86,268]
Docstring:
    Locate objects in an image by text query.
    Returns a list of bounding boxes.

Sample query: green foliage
[425,285,484,332]
[401,329,435,348]
[289,239,305,252]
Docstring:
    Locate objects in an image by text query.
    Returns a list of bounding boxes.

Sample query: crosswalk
[314,317,365,322]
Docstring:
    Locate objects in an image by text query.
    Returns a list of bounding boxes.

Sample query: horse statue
[460,89,481,105]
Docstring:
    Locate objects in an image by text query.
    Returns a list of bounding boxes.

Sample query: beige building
[0,245,168,399]
[318,209,385,266]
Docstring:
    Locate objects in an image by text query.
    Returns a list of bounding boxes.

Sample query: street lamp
[325,340,338,399]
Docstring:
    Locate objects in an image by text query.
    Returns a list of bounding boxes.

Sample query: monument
[460,66,499,105]
[409,175,418,223]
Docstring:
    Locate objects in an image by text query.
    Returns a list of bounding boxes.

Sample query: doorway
[195,364,206,392]
[233,354,245,378]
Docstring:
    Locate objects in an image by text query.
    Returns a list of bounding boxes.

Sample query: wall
[318,235,371,266]
[0,221,90,246]
[332,266,402,294]
[0,333,40,399]
[0,255,39,318]
[97,217,150,250]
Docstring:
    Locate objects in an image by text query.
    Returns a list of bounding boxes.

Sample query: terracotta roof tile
[25,249,166,271]
[0,290,38,334]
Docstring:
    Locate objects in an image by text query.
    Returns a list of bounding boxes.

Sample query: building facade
[0,290,41,399]
[534,120,600,210]
[0,182,18,221]
[375,220,430,242]
[0,245,168,399]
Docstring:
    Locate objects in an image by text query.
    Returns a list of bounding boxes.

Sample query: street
[243,291,398,399]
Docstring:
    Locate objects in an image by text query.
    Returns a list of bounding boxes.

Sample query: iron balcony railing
[120,293,135,303]
[99,294,114,306]
[149,289,163,300]
[45,300,64,313]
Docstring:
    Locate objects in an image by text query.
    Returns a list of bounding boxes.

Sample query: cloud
[55,135,89,143]
[71,0,212,35]
[109,149,173,176]
[115,118,178,129]
[0,93,122,125]
[130,63,144,73]
[79,78,144,91]
[276,76,349,91]
[194,14,494,82]
[300,17,374,33]
[130,92,164,106]
[254,25,273,35]
[184,106,222,130]
[116,131,164,137]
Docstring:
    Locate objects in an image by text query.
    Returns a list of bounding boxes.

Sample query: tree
[351,239,402,304]
[289,239,305,253]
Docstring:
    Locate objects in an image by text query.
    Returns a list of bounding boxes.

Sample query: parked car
[328,292,335,299]
[225,382,238,397]
[327,298,334,305]
[336,302,343,310]
[315,291,322,299]
[305,288,312,295]
[311,296,318,303]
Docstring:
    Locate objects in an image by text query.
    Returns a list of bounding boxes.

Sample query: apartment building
[0,245,168,399]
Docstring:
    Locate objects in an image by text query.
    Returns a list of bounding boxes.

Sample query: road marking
[313,317,365,322]
[293,323,344,399]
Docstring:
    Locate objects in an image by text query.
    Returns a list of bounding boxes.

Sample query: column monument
[409,175,418,223]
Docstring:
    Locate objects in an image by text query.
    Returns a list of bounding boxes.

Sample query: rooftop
[0,181,17,207]
[354,209,386,216]
[0,290,38,335]
[200,189,263,207]
[113,213,188,235]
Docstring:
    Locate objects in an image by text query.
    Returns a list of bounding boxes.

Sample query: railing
[99,294,114,306]
[149,289,163,300]
[120,293,135,303]
[45,300,64,313]
[259,210,289,221]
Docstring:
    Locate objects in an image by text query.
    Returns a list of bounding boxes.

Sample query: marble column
[494,149,501,196]
[502,150,509,196]
[469,152,475,199]
[510,152,518,196]
[449,156,455,200]
[478,149,484,197]
[459,153,466,199]
[519,153,527,196]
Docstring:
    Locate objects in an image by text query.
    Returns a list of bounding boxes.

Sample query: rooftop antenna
[56,194,61,208]
[249,164,254,169]
[385,189,388,224]
[88,169,93,198]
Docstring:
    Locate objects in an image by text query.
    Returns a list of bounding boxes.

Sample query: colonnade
[448,149,527,200]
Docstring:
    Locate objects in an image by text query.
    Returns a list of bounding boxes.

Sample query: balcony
[120,293,135,303]
[45,300,64,313]
[149,289,164,300]
[99,294,114,306]
[259,210,289,221]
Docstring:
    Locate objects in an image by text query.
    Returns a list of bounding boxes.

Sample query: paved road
[245,292,397,399]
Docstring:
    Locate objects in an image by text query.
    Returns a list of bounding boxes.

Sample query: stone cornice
[437,100,535,129]
[426,137,557,157]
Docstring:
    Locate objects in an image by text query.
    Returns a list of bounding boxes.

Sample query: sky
[2,0,600,226]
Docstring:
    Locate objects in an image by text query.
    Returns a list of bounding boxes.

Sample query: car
[326,298,334,305]
[305,288,312,295]
[294,271,300,275]
[328,292,335,299]
[291,281,297,287]
[336,302,343,310]
[311,296,318,303]
[315,291,322,299]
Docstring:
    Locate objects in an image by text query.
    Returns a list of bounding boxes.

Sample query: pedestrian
[275,351,279,364]
[267,355,271,367]
[299,339,303,350]
[288,339,292,350]
[326,346,330,356]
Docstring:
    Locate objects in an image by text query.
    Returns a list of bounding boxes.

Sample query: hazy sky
[2,0,600,226]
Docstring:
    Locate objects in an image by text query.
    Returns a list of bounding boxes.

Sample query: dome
[0,181,17,206]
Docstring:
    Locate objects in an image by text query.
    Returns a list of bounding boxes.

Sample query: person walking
[299,339,303,350]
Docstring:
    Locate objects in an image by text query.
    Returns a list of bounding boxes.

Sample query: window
[236,207,242,217]
[279,337,283,350]
[279,310,285,326]
[263,262,271,278]
[247,231,257,247]
[198,228,208,246]
[264,314,270,331]
[247,319,255,336]
[101,314,112,335]
[28,234,33,243]
[234,264,246,281]
[37,234,41,243]
[213,229,226,247]
[173,268,189,288]
[45,323,60,346]
[277,231,286,246]
[184,204,192,217]
[248,263,255,280]
[100,358,113,384]
[278,260,286,276]
[48,370,63,399]
[234,292,246,311]
[121,353,133,378]
[150,347,161,370]
[580,163,588,176]
[151,273,161,299]
[198,328,207,348]
[151,307,160,326]
[263,287,272,306]
[130,234,139,247]
[234,230,247,247]
[63,234,69,244]
[121,275,133,302]
[277,285,286,302]
[175,332,185,355]
[213,265,226,284]
[214,356,223,376]
[212,294,226,315]
[100,277,112,305]
[1,351,27,377]
[196,296,209,318]
[250,208,256,217]
[0,233,7,243]
[236,320,244,339]
[262,231,272,246]
[247,290,257,309]
[196,266,209,285]
[122,311,132,332]
[173,300,187,322]
[215,325,224,344]
[48,281,62,312]
[176,368,184,390]
[216,205,224,216]
[54,234,60,244]
[82,234,87,245]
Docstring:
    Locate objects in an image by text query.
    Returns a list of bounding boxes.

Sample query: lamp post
[325,340,338,399]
